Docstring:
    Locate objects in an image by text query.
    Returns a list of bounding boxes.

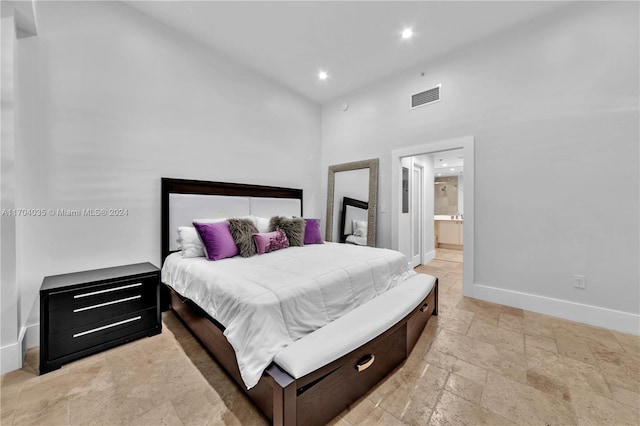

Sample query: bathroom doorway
[401,149,464,266]
[433,149,464,263]
[391,136,475,297]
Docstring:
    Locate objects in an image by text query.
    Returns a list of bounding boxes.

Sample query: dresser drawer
[47,276,158,334]
[47,307,159,360]
[48,275,157,312]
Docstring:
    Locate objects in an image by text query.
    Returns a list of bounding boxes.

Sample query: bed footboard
[279,317,408,426]
[167,277,438,426]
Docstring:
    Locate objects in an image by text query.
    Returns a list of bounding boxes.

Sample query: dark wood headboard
[161,178,303,264]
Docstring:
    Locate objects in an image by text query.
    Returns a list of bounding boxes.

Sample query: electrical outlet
[573,274,586,289]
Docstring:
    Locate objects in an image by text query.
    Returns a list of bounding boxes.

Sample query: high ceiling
[124,1,568,104]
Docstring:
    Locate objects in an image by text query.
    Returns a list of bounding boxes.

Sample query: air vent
[411,84,441,109]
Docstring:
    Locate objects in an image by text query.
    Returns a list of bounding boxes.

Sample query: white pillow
[254,216,271,233]
[352,220,368,238]
[176,226,205,258]
[178,218,227,258]
[240,215,257,228]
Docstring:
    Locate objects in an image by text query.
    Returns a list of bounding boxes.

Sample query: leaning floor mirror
[325,158,379,247]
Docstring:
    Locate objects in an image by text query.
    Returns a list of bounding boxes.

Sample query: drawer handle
[73,295,141,313]
[74,283,142,299]
[73,316,141,338]
[355,354,375,372]
[420,303,429,313]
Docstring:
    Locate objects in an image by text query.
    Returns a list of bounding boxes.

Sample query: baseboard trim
[473,283,640,336]
[1,323,39,374]
[0,341,22,374]
[424,250,436,264]
[24,323,39,349]
[437,243,462,250]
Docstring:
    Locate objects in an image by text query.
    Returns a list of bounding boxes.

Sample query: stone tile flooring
[434,248,463,263]
[2,249,638,425]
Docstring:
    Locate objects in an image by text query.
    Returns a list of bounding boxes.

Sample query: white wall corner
[1,323,38,374]
[473,283,640,336]
[0,341,23,374]
[1,11,21,376]
[2,0,38,38]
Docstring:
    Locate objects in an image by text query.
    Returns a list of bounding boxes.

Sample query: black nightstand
[39,262,161,374]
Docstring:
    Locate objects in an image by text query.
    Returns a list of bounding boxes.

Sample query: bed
[160,177,438,426]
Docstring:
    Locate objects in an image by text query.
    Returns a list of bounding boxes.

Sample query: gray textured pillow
[269,217,306,247]
[228,218,259,257]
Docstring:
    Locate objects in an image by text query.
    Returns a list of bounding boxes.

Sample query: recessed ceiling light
[318,71,328,81]
[443,163,448,167]
[437,173,442,177]
[450,168,455,171]
[402,28,413,40]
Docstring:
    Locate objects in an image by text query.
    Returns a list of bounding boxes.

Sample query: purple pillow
[193,221,239,261]
[254,229,289,254]
[303,218,324,245]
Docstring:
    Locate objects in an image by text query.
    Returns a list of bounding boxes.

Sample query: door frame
[391,136,475,298]
[410,160,424,267]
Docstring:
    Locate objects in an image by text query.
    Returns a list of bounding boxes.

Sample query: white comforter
[162,243,414,389]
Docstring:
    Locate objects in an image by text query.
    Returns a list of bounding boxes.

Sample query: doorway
[391,136,475,297]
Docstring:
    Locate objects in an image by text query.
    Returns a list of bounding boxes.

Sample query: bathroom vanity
[434,216,463,250]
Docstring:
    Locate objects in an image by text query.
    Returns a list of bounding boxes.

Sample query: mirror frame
[325,158,379,247]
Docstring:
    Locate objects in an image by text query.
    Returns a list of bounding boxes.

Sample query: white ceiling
[433,148,464,178]
[124,1,567,104]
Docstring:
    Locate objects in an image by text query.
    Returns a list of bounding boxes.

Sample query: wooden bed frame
[160,177,438,426]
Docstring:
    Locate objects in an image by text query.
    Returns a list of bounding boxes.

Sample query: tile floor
[2,249,639,425]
